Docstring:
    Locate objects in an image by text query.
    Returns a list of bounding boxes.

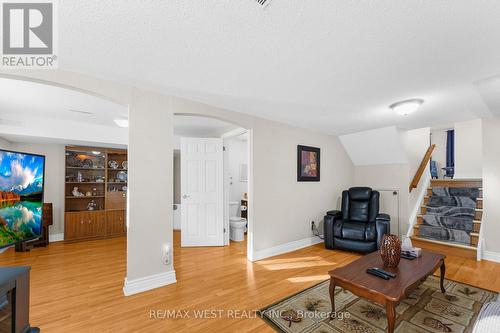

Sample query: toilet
[229,201,247,242]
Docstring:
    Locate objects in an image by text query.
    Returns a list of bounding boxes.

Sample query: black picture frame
[297,145,320,182]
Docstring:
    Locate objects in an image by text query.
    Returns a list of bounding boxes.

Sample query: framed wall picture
[297,145,320,182]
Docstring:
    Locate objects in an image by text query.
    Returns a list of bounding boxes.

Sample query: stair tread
[410,236,477,250]
[421,205,482,211]
[414,224,478,246]
[428,187,483,189]
[417,214,481,223]
[413,225,479,235]
[424,195,482,201]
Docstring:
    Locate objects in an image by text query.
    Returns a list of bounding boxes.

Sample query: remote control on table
[366,268,390,280]
[371,267,396,278]
[401,253,417,260]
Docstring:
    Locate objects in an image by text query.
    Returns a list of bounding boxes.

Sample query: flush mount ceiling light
[113,118,129,128]
[389,99,424,116]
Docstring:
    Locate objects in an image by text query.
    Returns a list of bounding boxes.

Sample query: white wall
[252,118,353,252]
[481,118,500,254]
[403,127,431,223]
[430,128,449,178]
[225,135,248,204]
[403,128,430,181]
[127,89,173,284]
[454,119,483,179]
[339,126,408,166]
[8,142,66,237]
[354,164,410,235]
[0,137,11,150]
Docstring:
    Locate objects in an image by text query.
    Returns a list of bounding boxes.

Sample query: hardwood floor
[0,231,499,332]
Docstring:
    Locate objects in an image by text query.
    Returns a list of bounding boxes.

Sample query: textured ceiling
[53,1,500,134]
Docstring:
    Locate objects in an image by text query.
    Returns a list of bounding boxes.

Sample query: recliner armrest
[376,213,390,222]
[327,210,341,218]
[375,213,391,250]
[324,213,341,250]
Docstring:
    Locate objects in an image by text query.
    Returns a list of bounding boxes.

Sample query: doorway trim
[222,128,249,247]
[375,188,401,238]
[173,113,254,262]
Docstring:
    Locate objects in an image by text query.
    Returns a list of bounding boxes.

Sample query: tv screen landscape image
[0,150,45,248]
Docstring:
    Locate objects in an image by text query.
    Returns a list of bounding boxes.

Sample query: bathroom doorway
[172,115,251,256]
[222,129,249,247]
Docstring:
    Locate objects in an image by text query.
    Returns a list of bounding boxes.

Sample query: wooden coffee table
[328,250,445,333]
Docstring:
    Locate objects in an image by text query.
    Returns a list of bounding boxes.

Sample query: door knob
[182,194,191,199]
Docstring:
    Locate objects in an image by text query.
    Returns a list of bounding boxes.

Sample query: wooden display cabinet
[64,146,127,243]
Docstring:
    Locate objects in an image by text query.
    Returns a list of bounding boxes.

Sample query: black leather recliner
[324,187,390,253]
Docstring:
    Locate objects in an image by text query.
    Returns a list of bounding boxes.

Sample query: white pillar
[123,89,175,295]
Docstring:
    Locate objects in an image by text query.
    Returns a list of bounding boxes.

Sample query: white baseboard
[49,233,64,243]
[482,251,500,263]
[249,236,323,262]
[123,270,177,296]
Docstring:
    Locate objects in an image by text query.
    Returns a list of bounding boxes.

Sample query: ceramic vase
[380,234,401,268]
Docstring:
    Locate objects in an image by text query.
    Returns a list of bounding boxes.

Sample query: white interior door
[377,189,400,238]
[181,138,224,247]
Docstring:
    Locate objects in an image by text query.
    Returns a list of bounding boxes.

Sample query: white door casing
[180,138,224,247]
[377,189,400,238]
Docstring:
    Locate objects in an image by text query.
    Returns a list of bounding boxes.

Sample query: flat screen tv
[0,149,45,249]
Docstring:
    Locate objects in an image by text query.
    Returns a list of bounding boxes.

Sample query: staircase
[411,179,482,259]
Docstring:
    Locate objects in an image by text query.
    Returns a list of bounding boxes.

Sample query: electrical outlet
[162,244,170,265]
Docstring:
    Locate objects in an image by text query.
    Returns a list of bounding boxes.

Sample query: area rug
[259,276,498,333]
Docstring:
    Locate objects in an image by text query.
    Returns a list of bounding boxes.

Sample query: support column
[123,89,175,295]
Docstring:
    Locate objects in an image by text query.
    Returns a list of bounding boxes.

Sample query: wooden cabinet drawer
[89,211,106,237]
[106,210,126,236]
[64,212,85,240]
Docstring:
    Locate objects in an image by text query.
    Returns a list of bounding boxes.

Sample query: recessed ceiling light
[389,99,424,116]
[114,118,129,128]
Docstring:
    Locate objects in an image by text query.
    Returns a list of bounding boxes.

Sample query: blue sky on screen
[0,151,44,194]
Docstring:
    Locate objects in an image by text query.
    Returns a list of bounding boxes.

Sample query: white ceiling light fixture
[389,99,424,116]
[114,118,129,128]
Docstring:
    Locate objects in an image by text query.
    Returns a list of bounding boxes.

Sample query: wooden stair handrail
[409,144,436,192]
